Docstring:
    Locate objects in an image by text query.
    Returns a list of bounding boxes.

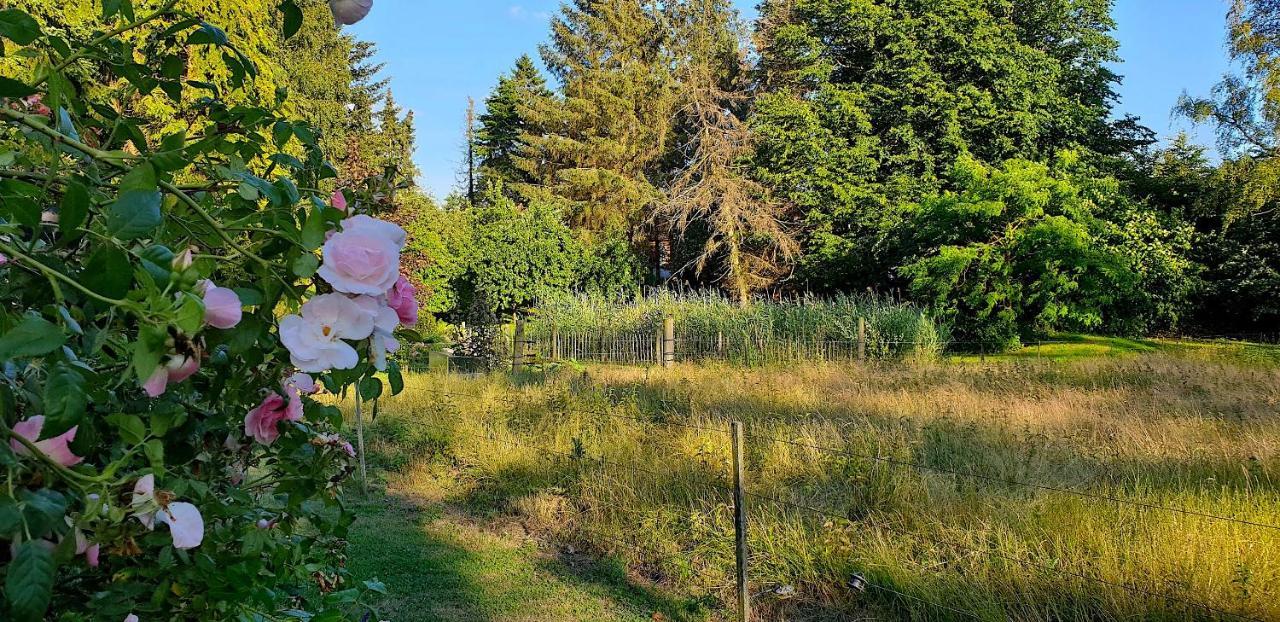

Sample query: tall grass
[360,351,1280,621]
[529,290,946,362]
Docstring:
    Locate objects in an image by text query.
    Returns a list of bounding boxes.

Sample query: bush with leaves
[0,1,413,619]
[900,154,1147,348]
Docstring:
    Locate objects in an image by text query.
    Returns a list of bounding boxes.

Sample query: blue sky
[348,0,1234,200]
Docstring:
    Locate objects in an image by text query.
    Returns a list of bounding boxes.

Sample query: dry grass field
[352,341,1280,621]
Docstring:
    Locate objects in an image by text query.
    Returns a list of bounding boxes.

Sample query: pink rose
[316,215,405,295]
[0,253,7,266]
[131,475,157,529]
[10,416,82,467]
[141,353,201,398]
[22,94,51,116]
[330,0,373,25]
[74,530,100,567]
[202,280,243,329]
[331,189,348,212]
[386,275,419,327]
[173,246,196,271]
[244,389,304,445]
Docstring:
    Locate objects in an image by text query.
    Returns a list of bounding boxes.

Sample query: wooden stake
[731,421,750,621]
[354,390,368,494]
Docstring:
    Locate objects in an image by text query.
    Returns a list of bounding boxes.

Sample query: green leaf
[0,9,40,45]
[102,0,135,21]
[0,496,21,536]
[279,0,303,39]
[188,22,228,46]
[83,246,131,300]
[291,253,319,278]
[233,287,264,306]
[106,189,162,240]
[358,376,383,401]
[6,540,54,622]
[42,364,86,436]
[118,162,157,192]
[0,315,66,361]
[18,489,66,538]
[175,292,206,335]
[387,360,405,396]
[144,439,164,468]
[273,120,293,147]
[132,325,167,383]
[106,413,146,445]
[0,179,42,229]
[139,244,175,286]
[0,76,36,97]
[301,207,327,250]
[58,180,90,236]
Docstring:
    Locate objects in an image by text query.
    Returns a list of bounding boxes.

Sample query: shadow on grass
[450,461,719,622]
[347,449,717,622]
[347,493,500,622]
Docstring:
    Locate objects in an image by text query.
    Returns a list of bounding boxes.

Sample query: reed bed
[527,291,946,363]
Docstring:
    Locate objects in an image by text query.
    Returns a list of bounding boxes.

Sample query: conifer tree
[476,55,552,195]
[514,0,677,238]
[660,0,796,302]
[375,90,420,187]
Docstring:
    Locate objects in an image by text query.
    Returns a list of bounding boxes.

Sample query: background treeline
[409,0,1280,349]
[16,0,1276,349]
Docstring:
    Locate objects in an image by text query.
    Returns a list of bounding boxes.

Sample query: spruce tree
[514,0,677,238]
[476,55,552,195]
[375,90,420,187]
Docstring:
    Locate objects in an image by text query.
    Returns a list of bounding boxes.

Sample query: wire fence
[372,381,1277,622]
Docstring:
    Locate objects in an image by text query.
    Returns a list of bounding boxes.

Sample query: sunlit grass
[357,344,1280,621]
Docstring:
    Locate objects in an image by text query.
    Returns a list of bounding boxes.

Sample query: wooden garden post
[857,317,867,361]
[663,315,675,368]
[512,316,526,373]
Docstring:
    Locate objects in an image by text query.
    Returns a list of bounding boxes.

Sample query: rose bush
[0,1,415,619]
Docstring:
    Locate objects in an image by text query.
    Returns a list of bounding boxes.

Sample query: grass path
[347,467,709,622]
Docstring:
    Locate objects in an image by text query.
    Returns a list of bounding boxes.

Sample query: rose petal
[142,366,169,397]
[203,282,243,329]
[156,502,204,550]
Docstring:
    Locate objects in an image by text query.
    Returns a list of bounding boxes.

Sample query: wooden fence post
[857,317,867,361]
[354,391,368,494]
[731,421,751,622]
[663,316,675,368]
[512,316,526,373]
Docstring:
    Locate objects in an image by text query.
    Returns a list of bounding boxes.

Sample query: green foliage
[900,155,1191,348]
[476,54,551,194]
[0,4,387,619]
[462,187,582,314]
[533,290,943,360]
[399,192,474,315]
[751,0,1143,291]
